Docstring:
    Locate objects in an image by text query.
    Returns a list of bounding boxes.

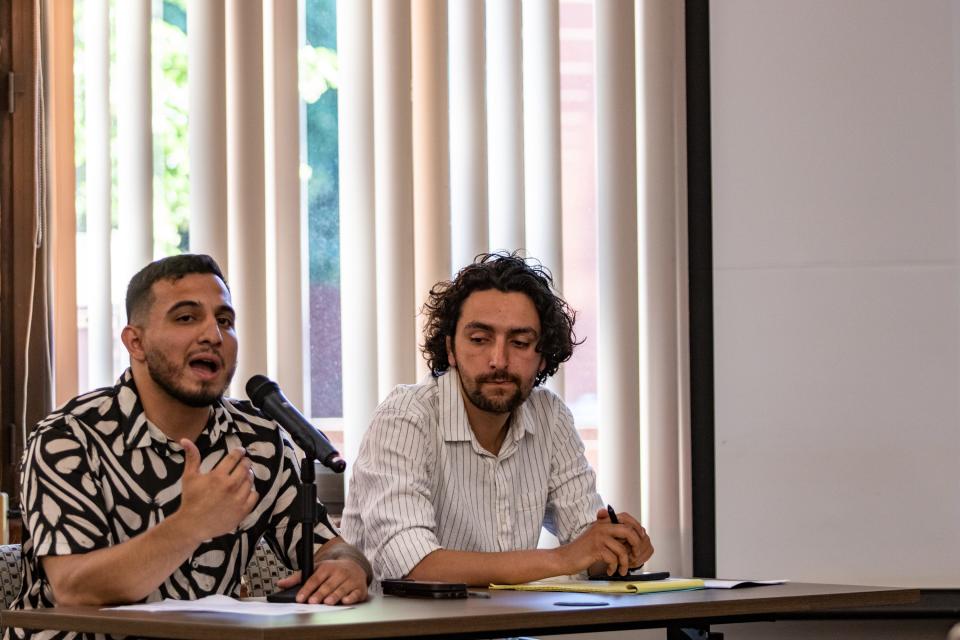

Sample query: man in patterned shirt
[341,252,654,585]
[10,254,370,636]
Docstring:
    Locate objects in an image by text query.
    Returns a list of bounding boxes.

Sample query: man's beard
[145,349,235,408]
[460,369,533,414]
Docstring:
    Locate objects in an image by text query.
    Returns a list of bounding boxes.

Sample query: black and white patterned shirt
[8,369,335,640]
[341,372,603,582]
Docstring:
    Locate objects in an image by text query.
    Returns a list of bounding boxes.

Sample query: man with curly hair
[341,252,654,585]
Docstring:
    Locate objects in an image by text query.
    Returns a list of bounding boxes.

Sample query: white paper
[703,579,788,589]
[104,594,351,616]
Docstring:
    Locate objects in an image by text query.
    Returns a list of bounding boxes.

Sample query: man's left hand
[597,508,654,570]
[276,557,368,605]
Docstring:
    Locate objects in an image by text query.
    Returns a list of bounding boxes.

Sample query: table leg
[666,625,724,640]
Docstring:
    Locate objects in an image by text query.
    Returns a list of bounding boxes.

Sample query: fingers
[339,588,366,605]
[214,447,248,476]
[276,571,302,588]
[586,516,642,575]
[296,560,367,605]
[637,540,654,566]
[597,547,619,576]
[298,565,338,604]
[209,449,254,497]
[181,439,201,476]
[598,520,641,568]
[616,511,646,540]
[278,571,367,605]
[614,512,652,566]
[184,442,250,481]
[228,457,253,489]
[243,483,259,512]
[614,512,653,567]
[602,536,630,576]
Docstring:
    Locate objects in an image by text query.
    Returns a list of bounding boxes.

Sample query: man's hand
[276,540,370,605]
[177,439,258,542]
[41,439,259,606]
[558,508,653,577]
[600,508,654,570]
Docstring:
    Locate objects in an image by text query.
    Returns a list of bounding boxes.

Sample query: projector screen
[710,0,960,588]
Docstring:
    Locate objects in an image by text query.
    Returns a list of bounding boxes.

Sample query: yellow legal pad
[488,578,705,594]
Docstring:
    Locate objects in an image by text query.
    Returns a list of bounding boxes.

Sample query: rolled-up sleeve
[22,421,112,558]
[343,402,441,581]
[546,402,603,544]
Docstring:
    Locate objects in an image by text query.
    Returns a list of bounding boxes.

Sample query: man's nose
[198,317,223,344]
[488,338,508,369]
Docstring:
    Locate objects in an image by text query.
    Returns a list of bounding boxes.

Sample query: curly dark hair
[126,253,228,323]
[421,251,581,386]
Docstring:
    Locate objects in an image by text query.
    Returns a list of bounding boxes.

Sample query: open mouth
[188,353,222,379]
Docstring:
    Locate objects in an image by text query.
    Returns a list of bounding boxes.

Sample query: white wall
[711,0,960,588]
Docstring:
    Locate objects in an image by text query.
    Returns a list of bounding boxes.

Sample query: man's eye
[512,341,530,349]
[176,315,195,323]
[468,336,486,344]
[218,317,235,328]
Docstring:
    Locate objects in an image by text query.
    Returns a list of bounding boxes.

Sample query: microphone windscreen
[246,375,277,408]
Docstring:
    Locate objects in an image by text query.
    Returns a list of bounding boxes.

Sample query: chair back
[0,544,22,609]
[243,539,292,598]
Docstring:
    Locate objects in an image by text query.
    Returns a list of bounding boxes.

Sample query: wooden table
[0,582,919,640]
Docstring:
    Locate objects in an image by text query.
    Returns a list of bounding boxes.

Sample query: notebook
[488,577,705,594]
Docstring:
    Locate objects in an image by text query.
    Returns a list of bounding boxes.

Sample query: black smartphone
[381,579,469,599]
[590,570,670,582]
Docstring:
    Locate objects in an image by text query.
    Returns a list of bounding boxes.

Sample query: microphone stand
[267,456,336,602]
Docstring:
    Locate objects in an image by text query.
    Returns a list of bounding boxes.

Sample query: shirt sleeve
[21,419,113,557]
[545,401,604,545]
[342,404,441,581]
[263,429,337,572]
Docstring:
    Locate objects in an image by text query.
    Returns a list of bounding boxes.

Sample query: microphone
[246,375,347,473]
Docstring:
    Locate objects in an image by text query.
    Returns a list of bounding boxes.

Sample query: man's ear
[445,335,456,368]
[538,356,546,374]
[121,325,146,362]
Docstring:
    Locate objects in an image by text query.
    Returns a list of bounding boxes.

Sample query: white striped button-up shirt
[341,372,603,581]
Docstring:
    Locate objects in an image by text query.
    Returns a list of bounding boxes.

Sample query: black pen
[606,504,620,524]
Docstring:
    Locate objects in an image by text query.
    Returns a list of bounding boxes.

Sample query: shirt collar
[438,371,473,442]
[117,368,236,452]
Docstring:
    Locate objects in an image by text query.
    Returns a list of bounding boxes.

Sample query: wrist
[317,543,373,586]
[163,510,207,550]
[547,546,573,577]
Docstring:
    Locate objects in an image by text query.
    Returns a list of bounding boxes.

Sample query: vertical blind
[49,0,691,575]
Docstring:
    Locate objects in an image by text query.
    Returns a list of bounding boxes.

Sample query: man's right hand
[557,508,649,577]
[177,439,259,542]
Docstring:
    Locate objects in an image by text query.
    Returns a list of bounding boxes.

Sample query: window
[303,0,342,421]
[73,0,190,391]
[68,0,604,461]
[71,1,346,431]
[559,0,598,466]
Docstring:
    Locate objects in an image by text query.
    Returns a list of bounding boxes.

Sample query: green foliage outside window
[75,0,340,269]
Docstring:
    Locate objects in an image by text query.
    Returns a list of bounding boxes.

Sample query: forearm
[406,548,570,586]
[314,538,373,585]
[42,512,203,606]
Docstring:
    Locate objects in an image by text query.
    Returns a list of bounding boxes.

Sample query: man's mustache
[476,371,521,385]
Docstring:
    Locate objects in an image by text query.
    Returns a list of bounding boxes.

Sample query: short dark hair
[126,254,228,323]
[420,251,581,386]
